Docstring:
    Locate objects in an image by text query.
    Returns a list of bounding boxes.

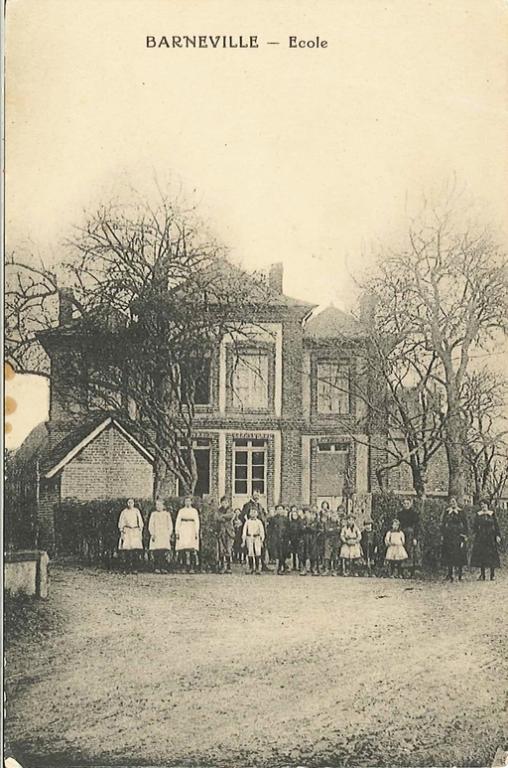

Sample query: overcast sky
[5,0,508,447]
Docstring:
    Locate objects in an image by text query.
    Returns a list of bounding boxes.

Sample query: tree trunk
[445,425,467,504]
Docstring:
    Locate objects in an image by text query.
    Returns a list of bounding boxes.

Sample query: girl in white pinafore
[384,519,408,577]
[148,499,174,573]
[118,498,144,572]
[175,497,200,573]
[340,515,362,576]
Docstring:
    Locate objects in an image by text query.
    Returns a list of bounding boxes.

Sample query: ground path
[5,565,507,767]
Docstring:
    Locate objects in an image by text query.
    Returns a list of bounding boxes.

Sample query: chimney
[58,287,74,325]
[268,262,283,294]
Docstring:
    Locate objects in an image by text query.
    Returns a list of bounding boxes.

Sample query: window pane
[235,465,248,480]
[317,362,350,414]
[252,464,264,480]
[235,480,248,495]
[231,352,269,409]
[251,439,266,447]
[235,451,248,466]
[252,451,265,466]
[252,480,265,494]
[235,439,248,447]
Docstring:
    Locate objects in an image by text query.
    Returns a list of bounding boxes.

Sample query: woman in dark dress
[470,501,501,581]
[441,497,468,582]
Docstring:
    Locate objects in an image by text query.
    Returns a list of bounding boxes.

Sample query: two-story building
[9,262,392,551]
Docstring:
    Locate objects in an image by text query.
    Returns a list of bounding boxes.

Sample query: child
[384,519,408,577]
[299,508,313,576]
[470,500,502,581]
[118,498,144,573]
[361,518,377,577]
[148,498,173,573]
[175,496,200,573]
[216,496,236,574]
[272,504,289,574]
[340,514,362,576]
[441,497,468,582]
[265,506,277,565]
[309,507,322,576]
[287,506,303,571]
[242,507,265,575]
[232,508,244,562]
[326,509,342,575]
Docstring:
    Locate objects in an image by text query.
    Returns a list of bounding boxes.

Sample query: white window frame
[231,351,270,410]
[316,361,350,414]
[233,439,267,498]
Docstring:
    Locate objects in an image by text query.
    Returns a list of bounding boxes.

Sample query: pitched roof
[304,305,365,340]
[186,257,316,312]
[12,417,154,478]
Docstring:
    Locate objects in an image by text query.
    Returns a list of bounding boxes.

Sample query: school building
[9,262,448,551]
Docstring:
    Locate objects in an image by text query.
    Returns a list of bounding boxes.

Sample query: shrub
[371,493,508,570]
[54,496,221,569]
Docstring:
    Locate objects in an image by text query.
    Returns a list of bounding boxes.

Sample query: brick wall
[280,429,302,503]
[60,425,154,501]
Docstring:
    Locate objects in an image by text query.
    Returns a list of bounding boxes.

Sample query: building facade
[11,262,451,551]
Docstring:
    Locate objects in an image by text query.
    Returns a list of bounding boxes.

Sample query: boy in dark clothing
[309,507,322,576]
[323,509,341,575]
[300,508,313,576]
[265,507,277,564]
[272,504,289,574]
[287,506,303,571]
[360,518,377,576]
[216,496,236,574]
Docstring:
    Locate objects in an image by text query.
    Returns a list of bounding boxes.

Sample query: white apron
[118,507,144,550]
[385,530,408,561]
[175,506,200,551]
[148,509,173,550]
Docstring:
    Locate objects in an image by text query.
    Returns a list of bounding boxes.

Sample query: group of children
[117,494,503,581]
[216,498,414,578]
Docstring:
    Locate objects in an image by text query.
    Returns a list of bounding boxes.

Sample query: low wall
[4,550,49,598]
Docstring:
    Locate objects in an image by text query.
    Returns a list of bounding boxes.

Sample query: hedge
[371,493,508,569]
[53,493,508,571]
[54,496,222,569]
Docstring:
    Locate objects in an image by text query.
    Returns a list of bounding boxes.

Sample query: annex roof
[11,416,154,478]
[304,305,365,340]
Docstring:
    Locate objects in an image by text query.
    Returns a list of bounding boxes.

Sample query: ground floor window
[233,438,266,497]
[177,439,211,497]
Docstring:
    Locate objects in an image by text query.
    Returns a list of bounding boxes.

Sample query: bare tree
[363,197,508,502]
[462,369,508,505]
[6,194,270,496]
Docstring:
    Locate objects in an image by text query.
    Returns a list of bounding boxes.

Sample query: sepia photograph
[3,1,508,767]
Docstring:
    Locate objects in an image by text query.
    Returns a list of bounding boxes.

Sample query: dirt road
[5,565,507,767]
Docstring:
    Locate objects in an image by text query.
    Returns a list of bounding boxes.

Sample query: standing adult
[175,496,200,573]
[118,498,144,573]
[441,497,468,582]
[397,497,421,579]
[470,500,502,581]
[148,499,173,573]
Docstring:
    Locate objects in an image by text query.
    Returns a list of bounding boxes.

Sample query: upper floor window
[230,351,269,410]
[181,357,212,406]
[316,361,350,414]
